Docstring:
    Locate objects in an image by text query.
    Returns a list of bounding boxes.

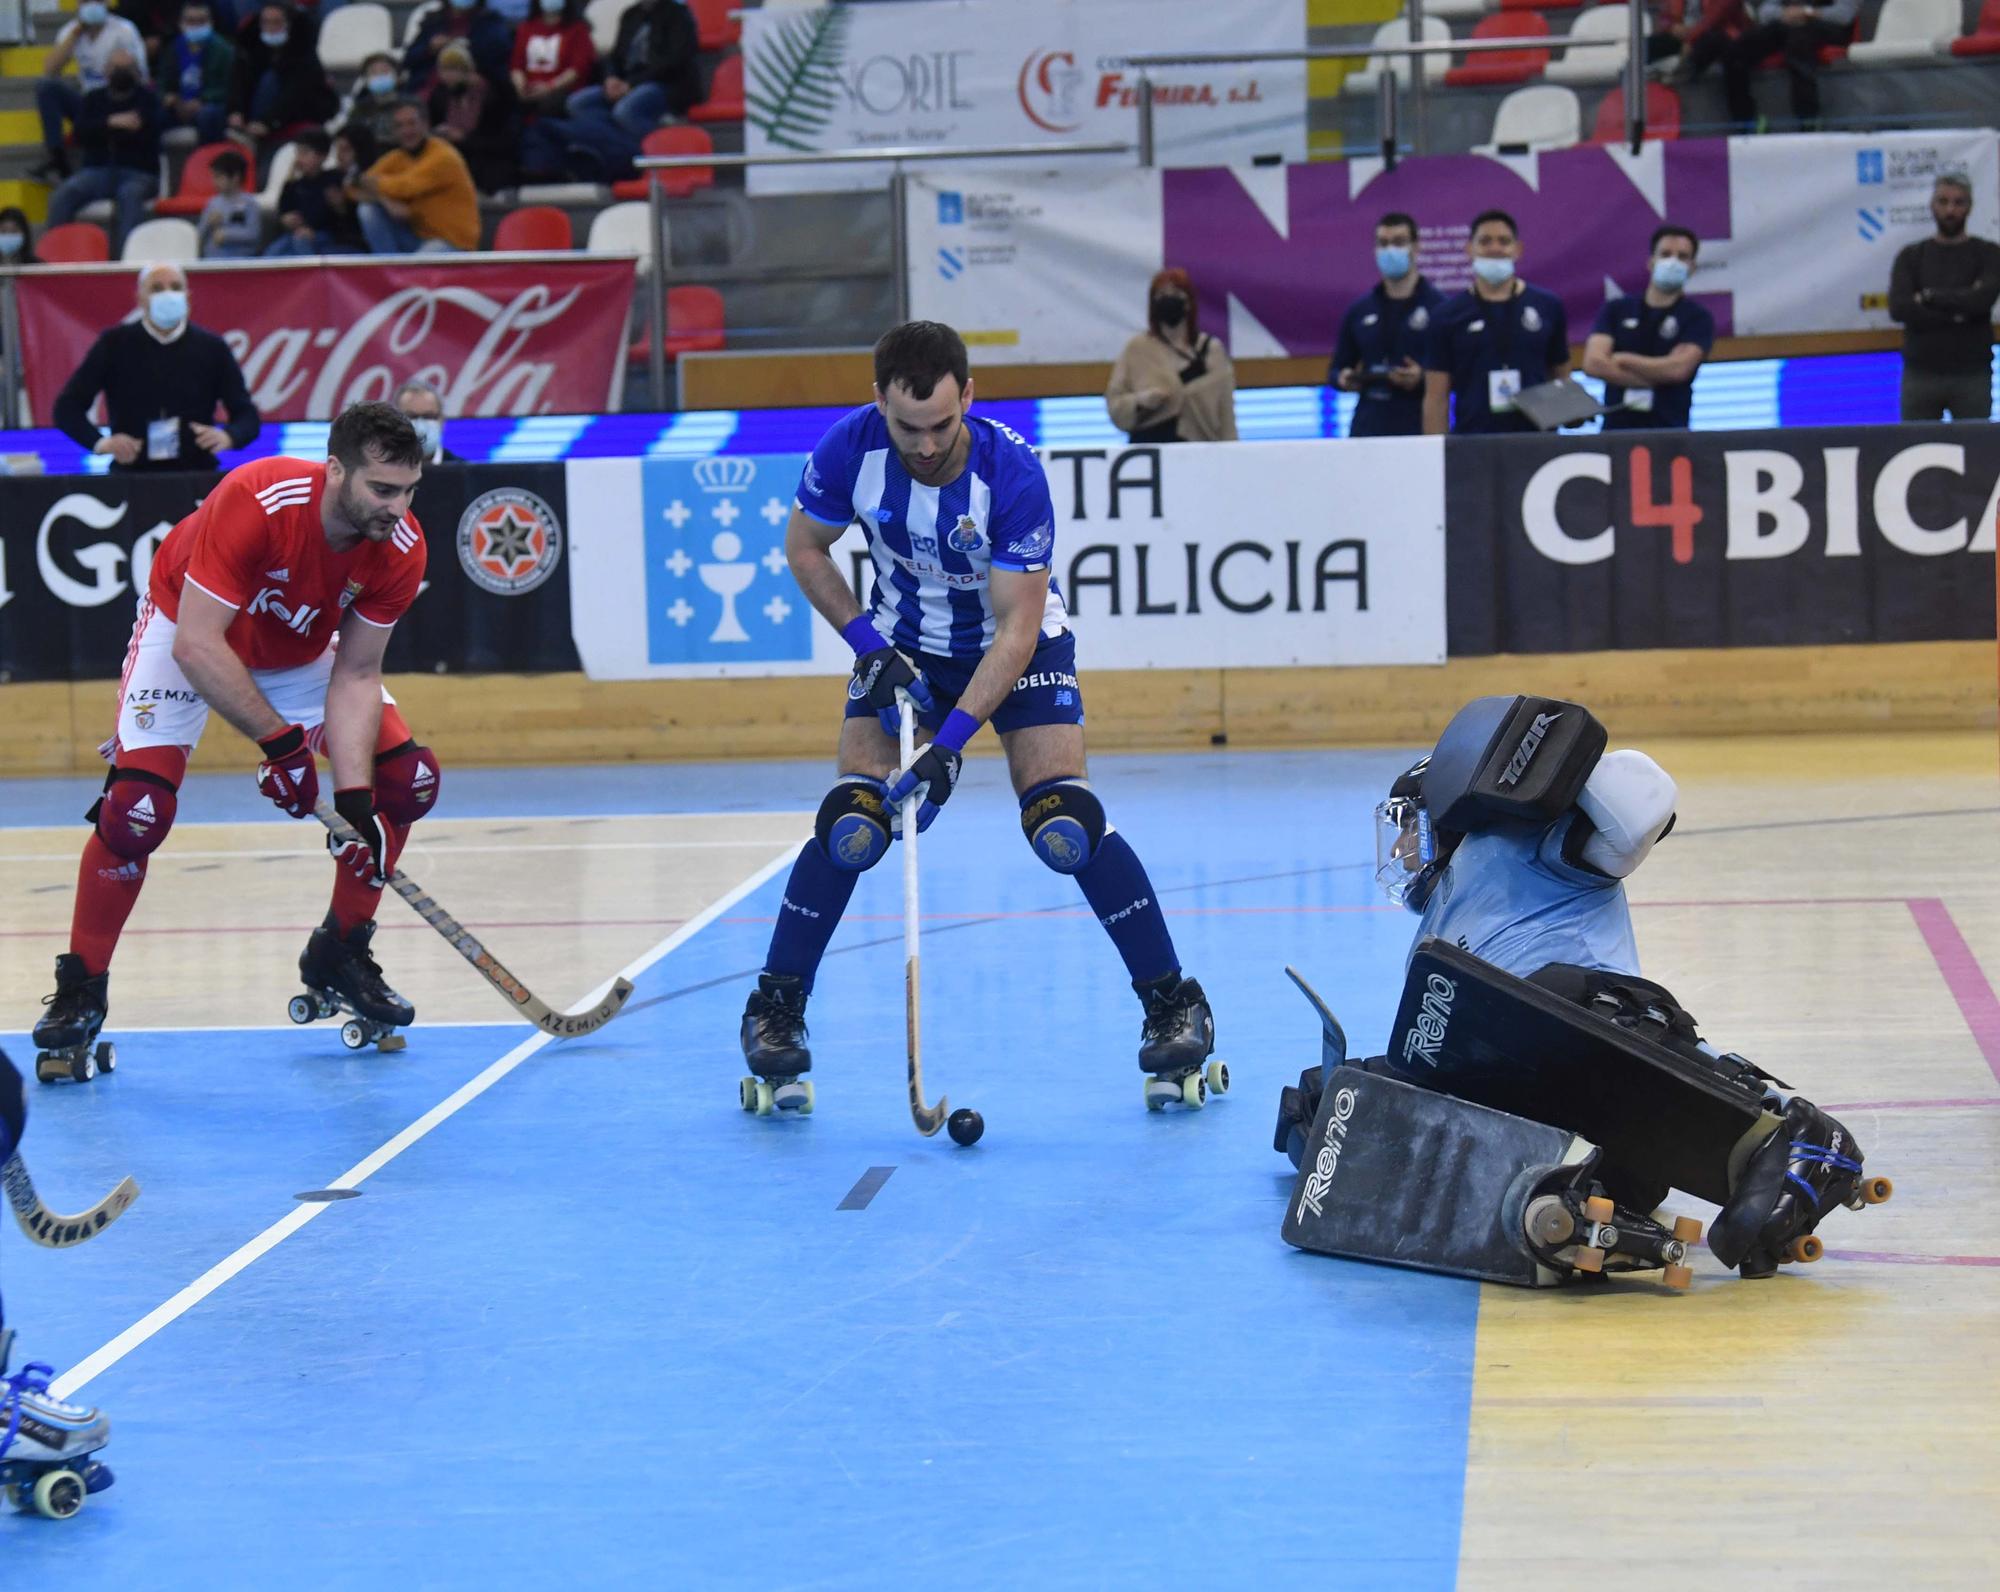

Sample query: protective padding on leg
[373,739,441,826]
[815,777,892,872]
[1019,779,1104,874]
[90,768,178,862]
[0,1044,24,1161]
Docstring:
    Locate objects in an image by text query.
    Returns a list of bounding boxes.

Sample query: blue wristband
[841,616,888,657]
[934,708,979,754]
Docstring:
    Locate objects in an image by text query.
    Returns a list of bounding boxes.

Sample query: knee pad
[815,777,892,872]
[87,767,178,862]
[373,740,442,826]
[1019,779,1105,874]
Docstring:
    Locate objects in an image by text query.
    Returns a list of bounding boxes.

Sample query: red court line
[0,918,690,939]
[1824,1097,2000,1112]
[1821,1250,2000,1269]
[1906,897,2000,1087]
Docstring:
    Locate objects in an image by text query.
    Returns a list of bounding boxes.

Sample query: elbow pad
[1576,750,1677,879]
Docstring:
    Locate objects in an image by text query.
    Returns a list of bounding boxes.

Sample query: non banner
[564,439,1447,679]
[741,0,1305,196]
[905,131,2000,362]
[14,257,637,425]
[0,464,579,684]
[1444,423,2000,656]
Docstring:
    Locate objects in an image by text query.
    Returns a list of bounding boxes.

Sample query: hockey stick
[313,803,634,1038]
[898,695,948,1136]
[2,1153,139,1250]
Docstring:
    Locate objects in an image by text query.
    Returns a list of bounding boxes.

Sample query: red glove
[255,724,319,819]
[327,786,386,889]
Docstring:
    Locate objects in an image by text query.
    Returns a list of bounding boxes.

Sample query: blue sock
[1073,831,1179,986]
[763,843,859,995]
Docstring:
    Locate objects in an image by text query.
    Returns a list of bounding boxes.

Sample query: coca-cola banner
[14,256,637,424]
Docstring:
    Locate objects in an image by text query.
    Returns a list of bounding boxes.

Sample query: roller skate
[31,954,116,1085]
[0,1329,115,1520]
[1511,1164,1705,1290]
[1708,1098,1893,1278]
[738,973,814,1116]
[291,915,413,1052]
[1137,972,1228,1110]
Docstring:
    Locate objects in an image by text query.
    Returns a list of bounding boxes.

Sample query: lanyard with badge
[1486,297,1525,416]
[146,416,181,462]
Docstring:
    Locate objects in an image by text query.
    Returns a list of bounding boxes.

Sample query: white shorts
[112,596,394,755]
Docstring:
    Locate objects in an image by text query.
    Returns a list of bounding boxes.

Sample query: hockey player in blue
[738,321,1219,1110]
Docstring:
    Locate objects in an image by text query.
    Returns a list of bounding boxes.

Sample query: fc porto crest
[947,514,983,553]
[1521,305,1543,333]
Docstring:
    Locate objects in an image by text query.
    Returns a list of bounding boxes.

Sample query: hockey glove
[255,724,320,819]
[843,617,935,735]
[328,786,386,889]
[886,709,976,834]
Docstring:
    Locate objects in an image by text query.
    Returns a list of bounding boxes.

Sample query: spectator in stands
[1721,0,1855,131]
[53,262,261,472]
[1105,268,1238,444]
[0,208,40,265]
[1889,174,2000,423]
[123,0,219,66]
[353,98,480,255]
[395,378,462,463]
[45,49,161,254]
[264,128,345,254]
[1647,0,1746,84]
[32,1,150,185]
[1422,208,1571,436]
[340,51,406,149]
[160,1,234,145]
[1330,211,1443,438]
[426,42,518,193]
[569,0,700,131]
[511,0,596,122]
[319,126,377,251]
[1582,225,1715,430]
[198,147,262,256]
[404,0,514,90]
[229,4,337,150]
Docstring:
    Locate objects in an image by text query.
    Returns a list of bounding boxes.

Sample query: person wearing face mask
[1581,226,1714,431]
[510,0,596,122]
[1422,209,1571,436]
[44,50,161,254]
[31,0,150,185]
[1330,212,1444,438]
[340,53,407,149]
[160,0,234,145]
[425,42,518,193]
[0,208,40,267]
[54,263,261,473]
[404,0,514,92]
[227,3,337,149]
[1105,268,1238,444]
[394,379,462,464]
[1888,174,2000,424]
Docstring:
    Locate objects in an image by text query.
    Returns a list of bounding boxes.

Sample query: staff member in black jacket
[1888,173,2000,423]
[54,263,261,472]
[1330,211,1443,437]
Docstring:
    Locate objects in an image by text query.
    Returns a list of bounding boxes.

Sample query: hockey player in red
[31,402,442,1079]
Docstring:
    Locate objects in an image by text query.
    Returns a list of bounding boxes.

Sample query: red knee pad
[90,768,179,861]
[373,740,441,826]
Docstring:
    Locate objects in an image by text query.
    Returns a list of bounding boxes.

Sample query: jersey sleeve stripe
[344,608,398,629]
[181,573,242,610]
[794,500,850,529]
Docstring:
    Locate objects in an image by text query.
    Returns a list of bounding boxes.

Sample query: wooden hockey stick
[2,1153,138,1250]
[313,803,634,1038]
[898,695,948,1136]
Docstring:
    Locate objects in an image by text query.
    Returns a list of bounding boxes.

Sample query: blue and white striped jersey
[795,406,1070,660]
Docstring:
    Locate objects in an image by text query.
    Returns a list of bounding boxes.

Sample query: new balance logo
[254,477,314,516]
[264,567,290,582]
[247,587,322,635]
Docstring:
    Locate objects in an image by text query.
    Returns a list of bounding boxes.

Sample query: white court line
[48,840,803,1401]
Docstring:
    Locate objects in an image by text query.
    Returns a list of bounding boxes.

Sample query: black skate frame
[2,1152,139,1249]
[314,802,634,1039]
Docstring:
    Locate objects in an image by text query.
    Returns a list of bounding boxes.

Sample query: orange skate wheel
[1584,1195,1615,1224]
[1671,1215,1704,1243]
[1862,1176,1893,1205]
[1572,1246,1605,1274]
[1662,1263,1693,1290]
[1786,1234,1825,1264]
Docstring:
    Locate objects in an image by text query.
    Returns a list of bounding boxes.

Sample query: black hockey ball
[947,1108,984,1147]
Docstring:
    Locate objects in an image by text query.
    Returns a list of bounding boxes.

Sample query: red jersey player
[31,402,440,1082]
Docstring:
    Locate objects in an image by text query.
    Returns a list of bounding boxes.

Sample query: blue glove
[887,708,977,834]
[843,616,935,735]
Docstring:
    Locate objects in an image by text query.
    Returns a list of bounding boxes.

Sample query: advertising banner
[741,0,1305,196]
[1444,424,2000,656]
[905,131,2000,362]
[564,438,1448,680]
[14,257,637,425]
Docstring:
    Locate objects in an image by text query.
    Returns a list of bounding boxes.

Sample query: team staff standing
[1581,225,1715,430]
[1422,210,1570,436]
[1888,173,2000,423]
[1330,212,1442,438]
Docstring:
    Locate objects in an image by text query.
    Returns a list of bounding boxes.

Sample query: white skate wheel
[738,1077,757,1112]
[1143,1077,1176,1111]
[1180,1073,1206,1109]
[798,1080,815,1115]
[96,1041,116,1075]
[288,995,315,1025]
[340,1021,367,1050]
[754,1079,776,1117]
[32,1469,86,1519]
[1204,1059,1229,1096]
[773,1080,812,1114]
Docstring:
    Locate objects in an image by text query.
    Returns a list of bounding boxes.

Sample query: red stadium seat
[1950,0,2000,54]
[152,141,256,218]
[37,221,111,262]
[628,284,727,363]
[686,0,741,50]
[1444,13,1553,88]
[1589,83,1683,143]
[610,126,716,201]
[690,53,745,124]
[492,205,574,252]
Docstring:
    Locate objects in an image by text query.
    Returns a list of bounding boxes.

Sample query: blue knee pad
[816,777,893,872]
[1019,779,1105,874]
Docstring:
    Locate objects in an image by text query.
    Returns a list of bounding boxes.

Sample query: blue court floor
[2,751,1478,1589]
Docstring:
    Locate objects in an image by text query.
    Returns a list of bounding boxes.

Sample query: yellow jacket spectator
[355,99,480,254]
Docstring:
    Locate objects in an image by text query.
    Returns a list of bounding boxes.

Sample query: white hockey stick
[898,694,948,1136]
[2,1152,139,1249]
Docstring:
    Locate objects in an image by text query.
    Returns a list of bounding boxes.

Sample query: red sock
[330,817,408,934]
[69,833,148,977]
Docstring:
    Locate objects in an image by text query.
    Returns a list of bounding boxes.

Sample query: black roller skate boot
[292,915,414,1052]
[739,973,813,1116]
[31,954,115,1085]
[1136,972,1228,1111]
[1708,1098,1893,1278]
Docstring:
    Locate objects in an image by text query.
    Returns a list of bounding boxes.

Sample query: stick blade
[3,1155,140,1249]
[911,1096,949,1137]
[534,976,637,1039]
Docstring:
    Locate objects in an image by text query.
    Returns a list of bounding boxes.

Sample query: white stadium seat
[1344,15,1453,94]
[401,0,443,48]
[258,139,299,217]
[1424,0,1491,18]
[585,0,629,57]
[1545,4,1633,86]
[121,217,201,262]
[1847,0,1961,63]
[1476,83,1582,153]
[319,3,392,73]
[586,200,655,266]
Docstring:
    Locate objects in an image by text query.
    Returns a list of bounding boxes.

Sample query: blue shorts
[843,628,1085,736]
